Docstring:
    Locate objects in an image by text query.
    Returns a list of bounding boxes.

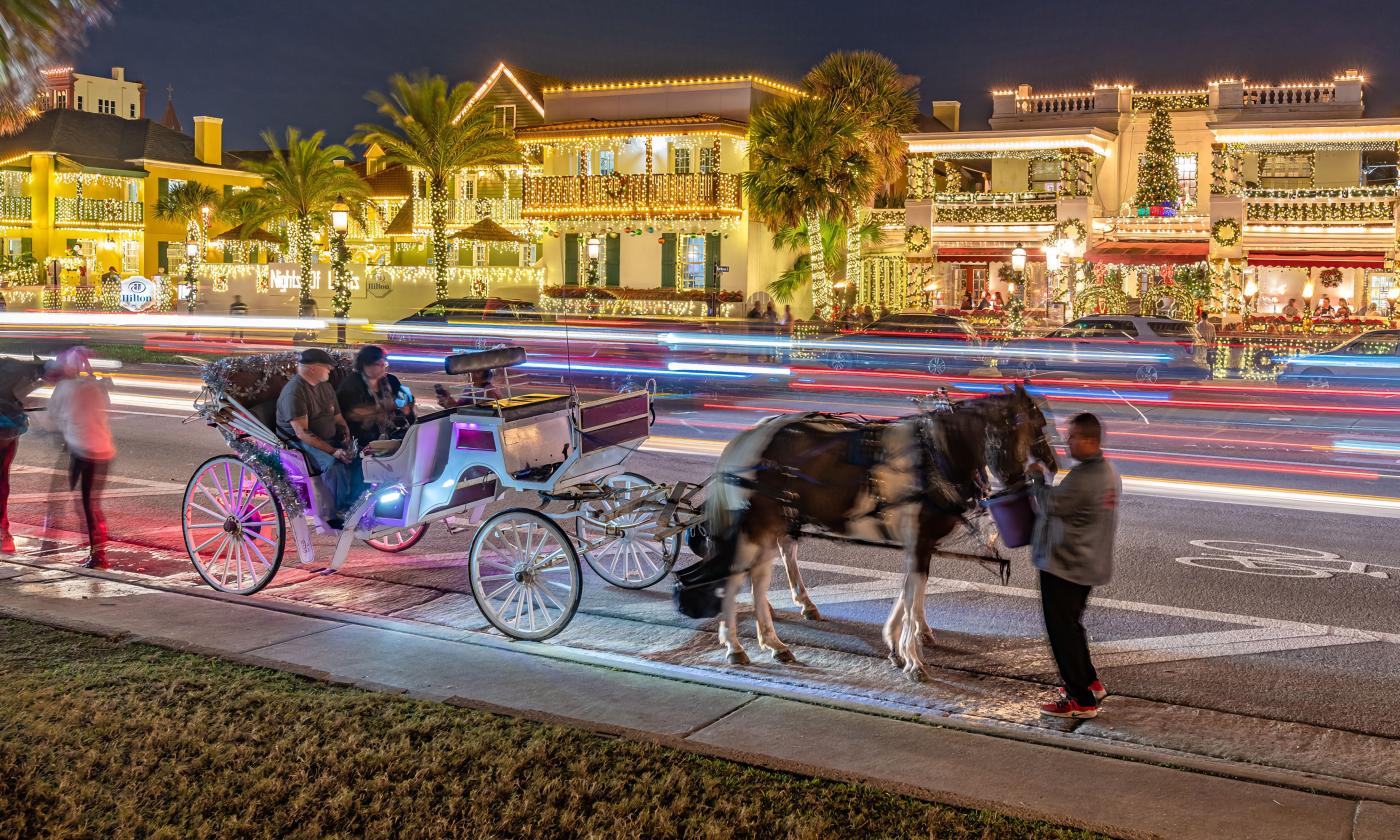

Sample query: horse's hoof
[726,650,751,666]
[772,648,797,664]
[801,605,823,621]
[887,652,904,669]
[920,629,937,646]
[904,667,928,684]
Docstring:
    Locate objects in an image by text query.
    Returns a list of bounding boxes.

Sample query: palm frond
[0,0,114,132]
[804,51,920,192]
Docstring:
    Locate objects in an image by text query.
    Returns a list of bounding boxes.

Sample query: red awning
[935,247,1044,264]
[1084,241,1208,265]
[1245,251,1385,269]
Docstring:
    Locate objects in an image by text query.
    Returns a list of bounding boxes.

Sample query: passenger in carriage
[276,348,356,524]
[337,345,414,449]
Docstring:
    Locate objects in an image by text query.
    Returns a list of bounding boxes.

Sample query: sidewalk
[1,552,1397,840]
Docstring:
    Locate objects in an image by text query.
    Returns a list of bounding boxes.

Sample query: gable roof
[0,109,240,172]
[460,62,565,120]
[363,163,413,198]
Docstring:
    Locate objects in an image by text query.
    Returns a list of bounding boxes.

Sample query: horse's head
[979,384,1058,487]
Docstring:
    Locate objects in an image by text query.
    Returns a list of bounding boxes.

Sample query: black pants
[1040,569,1099,706]
[67,456,108,555]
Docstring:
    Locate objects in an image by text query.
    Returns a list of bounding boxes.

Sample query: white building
[39,67,146,121]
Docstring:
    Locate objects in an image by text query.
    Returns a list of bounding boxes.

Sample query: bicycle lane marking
[1174,540,1400,580]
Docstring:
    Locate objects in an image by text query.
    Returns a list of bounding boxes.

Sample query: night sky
[74,0,1400,149]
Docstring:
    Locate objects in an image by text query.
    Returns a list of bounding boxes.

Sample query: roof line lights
[1218,130,1400,144]
[458,62,547,123]
[543,75,803,97]
[907,138,1112,157]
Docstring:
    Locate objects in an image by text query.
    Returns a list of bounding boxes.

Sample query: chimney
[193,116,222,165]
[931,100,961,132]
[112,67,125,82]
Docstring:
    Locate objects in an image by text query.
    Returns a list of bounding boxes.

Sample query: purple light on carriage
[455,425,495,451]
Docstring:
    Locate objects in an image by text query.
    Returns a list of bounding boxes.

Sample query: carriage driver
[276,348,357,526]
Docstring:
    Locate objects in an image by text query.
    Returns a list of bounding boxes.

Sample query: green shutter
[705,233,721,291]
[605,236,620,286]
[158,243,169,272]
[158,177,169,196]
[19,237,31,256]
[564,233,578,286]
[660,234,676,288]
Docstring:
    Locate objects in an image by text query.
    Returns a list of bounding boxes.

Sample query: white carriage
[183,346,702,640]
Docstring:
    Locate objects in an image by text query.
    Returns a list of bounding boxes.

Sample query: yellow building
[0,108,258,286]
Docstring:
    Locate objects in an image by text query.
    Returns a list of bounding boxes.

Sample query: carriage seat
[455,393,572,423]
[444,346,527,375]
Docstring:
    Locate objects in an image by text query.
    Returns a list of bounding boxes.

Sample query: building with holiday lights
[0,108,258,305]
[900,70,1400,322]
[515,74,799,316]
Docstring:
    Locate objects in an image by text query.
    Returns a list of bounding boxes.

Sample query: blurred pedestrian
[46,347,115,568]
[960,291,974,311]
[780,304,793,327]
[1195,312,1217,372]
[229,294,248,340]
[746,301,763,319]
[0,292,7,312]
[1028,413,1120,719]
[763,301,778,322]
[0,357,46,553]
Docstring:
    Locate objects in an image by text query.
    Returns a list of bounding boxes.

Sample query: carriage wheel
[182,455,285,595]
[366,524,428,553]
[576,472,680,589]
[470,509,581,641]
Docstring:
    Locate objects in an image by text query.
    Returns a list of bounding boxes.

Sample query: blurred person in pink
[46,347,116,568]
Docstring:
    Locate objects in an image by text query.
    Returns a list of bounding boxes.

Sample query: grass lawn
[0,619,1105,839]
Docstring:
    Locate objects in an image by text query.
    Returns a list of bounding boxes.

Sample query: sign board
[118,276,155,312]
[366,268,393,299]
[715,265,730,273]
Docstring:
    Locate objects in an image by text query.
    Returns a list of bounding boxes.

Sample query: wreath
[602,172,627,200]
[1210,218,1241,248]
[1052,218,1087,247]
[905,225,930,252]
[1319,268,1343,288]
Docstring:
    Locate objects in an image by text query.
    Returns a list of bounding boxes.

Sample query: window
[1259,152,1313,188]
[673,147,691,175]
[129,103,136,118]
[598,150,615,176]
[1342,335,1398,356]
[679,234,706,288]
[165,178,186,194]
[1029,159,1059,193]
[1363,149,1397,187]
[493,104,516,129]
[699,147,717,174]
[126,180,140,202]
[76,95,83,110]
[55,92,66,108]
[1174,154,1198,208]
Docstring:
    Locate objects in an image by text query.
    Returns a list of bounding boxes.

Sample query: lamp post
[330,196,351,344]
[1303,279,1315,318]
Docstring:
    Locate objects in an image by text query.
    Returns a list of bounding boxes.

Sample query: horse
[675,385,1057,681]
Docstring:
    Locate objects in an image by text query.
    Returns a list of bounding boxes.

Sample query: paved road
[10,364,1400,747]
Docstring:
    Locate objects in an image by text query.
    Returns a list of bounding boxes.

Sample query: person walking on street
[46,347,116,569]
[0,358,46,553]
[1028,412,1121,719]
[1195,312,1217,373]
[229,294,249,341]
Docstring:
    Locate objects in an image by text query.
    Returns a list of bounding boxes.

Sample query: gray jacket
[1031,454,1121,586]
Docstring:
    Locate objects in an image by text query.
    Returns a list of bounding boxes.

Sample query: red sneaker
[1060,681,1109,702]
[1040,697,1098,719]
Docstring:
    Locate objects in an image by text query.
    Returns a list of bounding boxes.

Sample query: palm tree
[351,72,522,303]
[768,216,881,305]
[0,0,113,131]
[233,128,368,309]
[743,96,873,317]
[803,52,919,306]
[155,180,222,311]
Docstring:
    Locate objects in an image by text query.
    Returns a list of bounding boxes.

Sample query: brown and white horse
[675,386,1056,680]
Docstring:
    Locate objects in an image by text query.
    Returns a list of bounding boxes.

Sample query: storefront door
[953,265,988,305]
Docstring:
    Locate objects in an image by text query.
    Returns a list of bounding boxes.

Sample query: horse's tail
[675,415,789,619]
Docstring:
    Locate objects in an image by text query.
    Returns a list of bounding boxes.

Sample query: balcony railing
[1016,93,1096,115]
[54,197,143,225]
[1243,187,1396,223]
[1243,84,1335,107]
[932,191,1057,224]
[0,195,31,220]
[522,173,743,219]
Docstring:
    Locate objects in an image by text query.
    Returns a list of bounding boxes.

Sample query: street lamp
[1044,244,1061,273]
[1010,243,1027,272]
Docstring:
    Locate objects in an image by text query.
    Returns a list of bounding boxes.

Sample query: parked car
[1277,329,1400,388]
[996,315,1208,382]
[820,312,984,375]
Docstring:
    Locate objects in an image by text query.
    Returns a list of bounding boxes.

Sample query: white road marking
[11,465,183,490]
[8,487,184,503]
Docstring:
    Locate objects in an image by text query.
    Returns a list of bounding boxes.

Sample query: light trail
[0,313,343,330]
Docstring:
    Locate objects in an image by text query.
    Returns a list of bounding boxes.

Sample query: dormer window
[493,104,516,129]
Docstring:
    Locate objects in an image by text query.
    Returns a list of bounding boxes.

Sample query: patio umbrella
[450,218,525,244]
[212,224,283,245]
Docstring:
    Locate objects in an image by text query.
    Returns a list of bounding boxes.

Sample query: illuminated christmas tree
[1134,107,1181,208]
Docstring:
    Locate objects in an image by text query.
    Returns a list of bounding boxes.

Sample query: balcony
[1243,188,1396,224]
[522,173,743,220]
[932,192,1057,224]
[0,195,31,220]
[54,197,143,226]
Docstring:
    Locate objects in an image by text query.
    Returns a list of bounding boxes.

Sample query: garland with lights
[1052,218,1088,247]
[429,179,452,302]
[1210,217,1241,247]
[1210,145,1244,196]
[1319,267,1344,288]
[904,225,930,252]
[1243,186,1397,199]
[1131,93,1209,112]
[1246,200,1392,223]
[935,204,1056,224]
[330,229,352,321]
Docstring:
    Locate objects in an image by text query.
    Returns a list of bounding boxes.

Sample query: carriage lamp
[1010,243,1027,272]
[185,240,199,259]
[331,197,350,234]
[1243,278,1259,298]
[1303,280,1314,299]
